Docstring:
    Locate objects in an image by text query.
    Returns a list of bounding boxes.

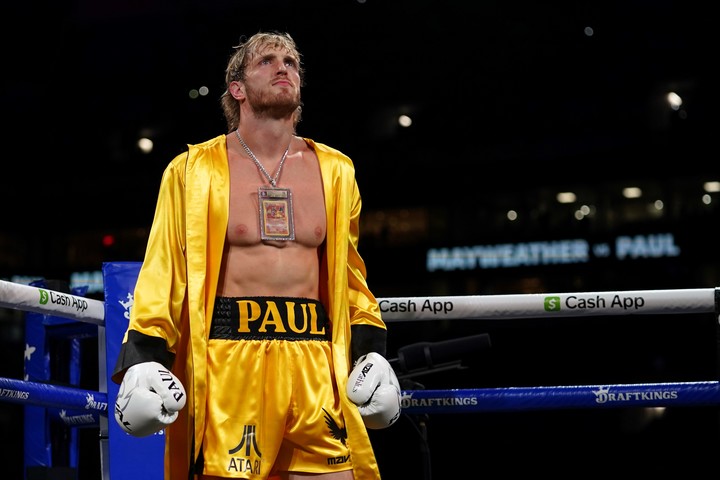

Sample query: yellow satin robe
[115,134,387,479]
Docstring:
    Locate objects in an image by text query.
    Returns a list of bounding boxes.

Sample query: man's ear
[228,81,245,100]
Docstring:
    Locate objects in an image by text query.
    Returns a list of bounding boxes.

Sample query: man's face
[243,45,301,120]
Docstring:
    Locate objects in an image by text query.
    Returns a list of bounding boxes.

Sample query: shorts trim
[210,296,330,341]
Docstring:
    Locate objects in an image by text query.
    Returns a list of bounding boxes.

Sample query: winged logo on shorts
[322,408,347,446]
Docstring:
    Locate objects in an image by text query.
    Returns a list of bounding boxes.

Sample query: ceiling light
[704,181,720,193]
[623,187,642,199]
[556,192,576,203]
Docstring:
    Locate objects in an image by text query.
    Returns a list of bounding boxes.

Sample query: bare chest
[226,149,327,248]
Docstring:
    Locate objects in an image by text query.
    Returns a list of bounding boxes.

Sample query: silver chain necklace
[235,130,290,187]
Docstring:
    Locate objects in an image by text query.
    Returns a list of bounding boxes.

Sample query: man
[111,31,401,480]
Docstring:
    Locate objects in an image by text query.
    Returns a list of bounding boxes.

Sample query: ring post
[103,262,165,480]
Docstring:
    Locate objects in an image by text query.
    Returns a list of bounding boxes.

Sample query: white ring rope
[1,279,717,326]
[0,280,104,326]
[378,288,718,322]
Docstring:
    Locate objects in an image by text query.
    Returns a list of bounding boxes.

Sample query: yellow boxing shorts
[200,296,352,478]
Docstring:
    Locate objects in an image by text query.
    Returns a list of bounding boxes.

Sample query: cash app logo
[39,289,49,305]
[544,296,561,311]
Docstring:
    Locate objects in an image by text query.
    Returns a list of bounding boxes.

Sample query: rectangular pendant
[258,187,295,241]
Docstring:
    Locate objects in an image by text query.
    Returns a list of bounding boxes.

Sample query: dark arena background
[2,1,719,479]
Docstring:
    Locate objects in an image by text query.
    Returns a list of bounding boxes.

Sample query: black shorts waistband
[210,296,330,341]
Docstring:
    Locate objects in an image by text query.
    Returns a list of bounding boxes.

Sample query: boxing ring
[1,261,719,478]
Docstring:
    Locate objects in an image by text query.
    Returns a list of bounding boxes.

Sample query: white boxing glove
[346,352,402,429]
[114,361,187,437]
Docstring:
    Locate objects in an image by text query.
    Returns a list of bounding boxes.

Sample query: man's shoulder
[189,134,227,153]
[168,134,226,163]
[164,134,227,176]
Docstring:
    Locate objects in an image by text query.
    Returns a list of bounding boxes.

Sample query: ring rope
[0,376,109,414]
[0,279,104,326]
[1,279,717,325]
[4,375,720,415]
[400,381,720,414]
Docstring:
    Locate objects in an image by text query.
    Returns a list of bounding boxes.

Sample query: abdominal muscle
[216,241,322,299]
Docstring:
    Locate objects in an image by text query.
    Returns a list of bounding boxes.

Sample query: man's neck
[236,118,295,159]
